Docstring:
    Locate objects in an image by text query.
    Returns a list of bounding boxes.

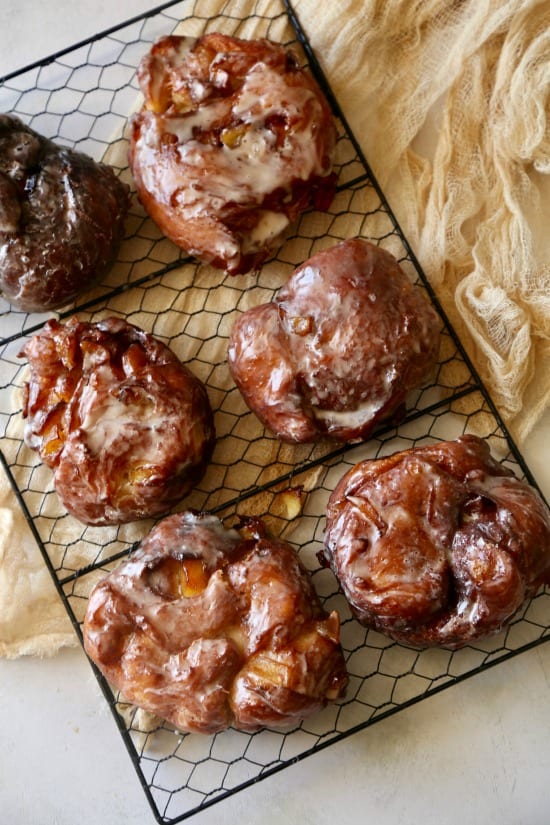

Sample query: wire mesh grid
[1,1,549,822]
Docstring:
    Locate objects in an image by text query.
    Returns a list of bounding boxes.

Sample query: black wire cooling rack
[1,1,550,822]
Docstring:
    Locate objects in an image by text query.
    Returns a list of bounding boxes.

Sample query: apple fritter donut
[20,317,215,525]
[128,33,337,275]
[83,511,348,733]
[323,435,550,649]
[0,114,129,312]
[228,238,441,442]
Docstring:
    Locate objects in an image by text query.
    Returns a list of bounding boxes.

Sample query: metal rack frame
[1,1,549,822]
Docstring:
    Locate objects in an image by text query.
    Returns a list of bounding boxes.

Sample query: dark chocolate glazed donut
[20,317,215,525]
[0,114,129,312]
[323,435,550,648]
[83,512,348,733]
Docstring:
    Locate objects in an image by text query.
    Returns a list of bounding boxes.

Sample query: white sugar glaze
[83,511,348,733]
[324,435,550,647]
[77,369,164,456]
[21,317,215,525]
[228,239,440,442]
[134,61,330,216]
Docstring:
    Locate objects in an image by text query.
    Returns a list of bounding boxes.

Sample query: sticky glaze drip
[135,60,330,213]
[323,435,550,648]
[82,512,348,733]
[228,238,441,443]
[20,317,215,525]
[129,34,337,273]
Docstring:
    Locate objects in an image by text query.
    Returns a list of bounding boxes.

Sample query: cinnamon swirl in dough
[128,33,337,275]
[83,512,348,733]
[228,238,440,442]
[0,114,129,312]
[20,317,215,525]
[323,435,550,648]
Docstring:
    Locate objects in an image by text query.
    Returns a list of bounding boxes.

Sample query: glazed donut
[20,317,215,525]
[0,114,129,312]
[323,435,550,649]
[228,238,441,443]
[128,33,337,275]
[83,511,348,733]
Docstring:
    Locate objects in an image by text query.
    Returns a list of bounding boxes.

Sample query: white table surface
[1,2,550,824]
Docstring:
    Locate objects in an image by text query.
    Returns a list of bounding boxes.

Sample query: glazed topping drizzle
[135,60,331,215]
[83,512,348,733]
[129,33,337,274]
[323,435,550,648]
[228,238,441,443]
[20,317,215,526]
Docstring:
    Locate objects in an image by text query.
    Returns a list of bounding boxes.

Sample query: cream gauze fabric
[0,477,76,657]
[294,0,550,443]
[1,0,549,657]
